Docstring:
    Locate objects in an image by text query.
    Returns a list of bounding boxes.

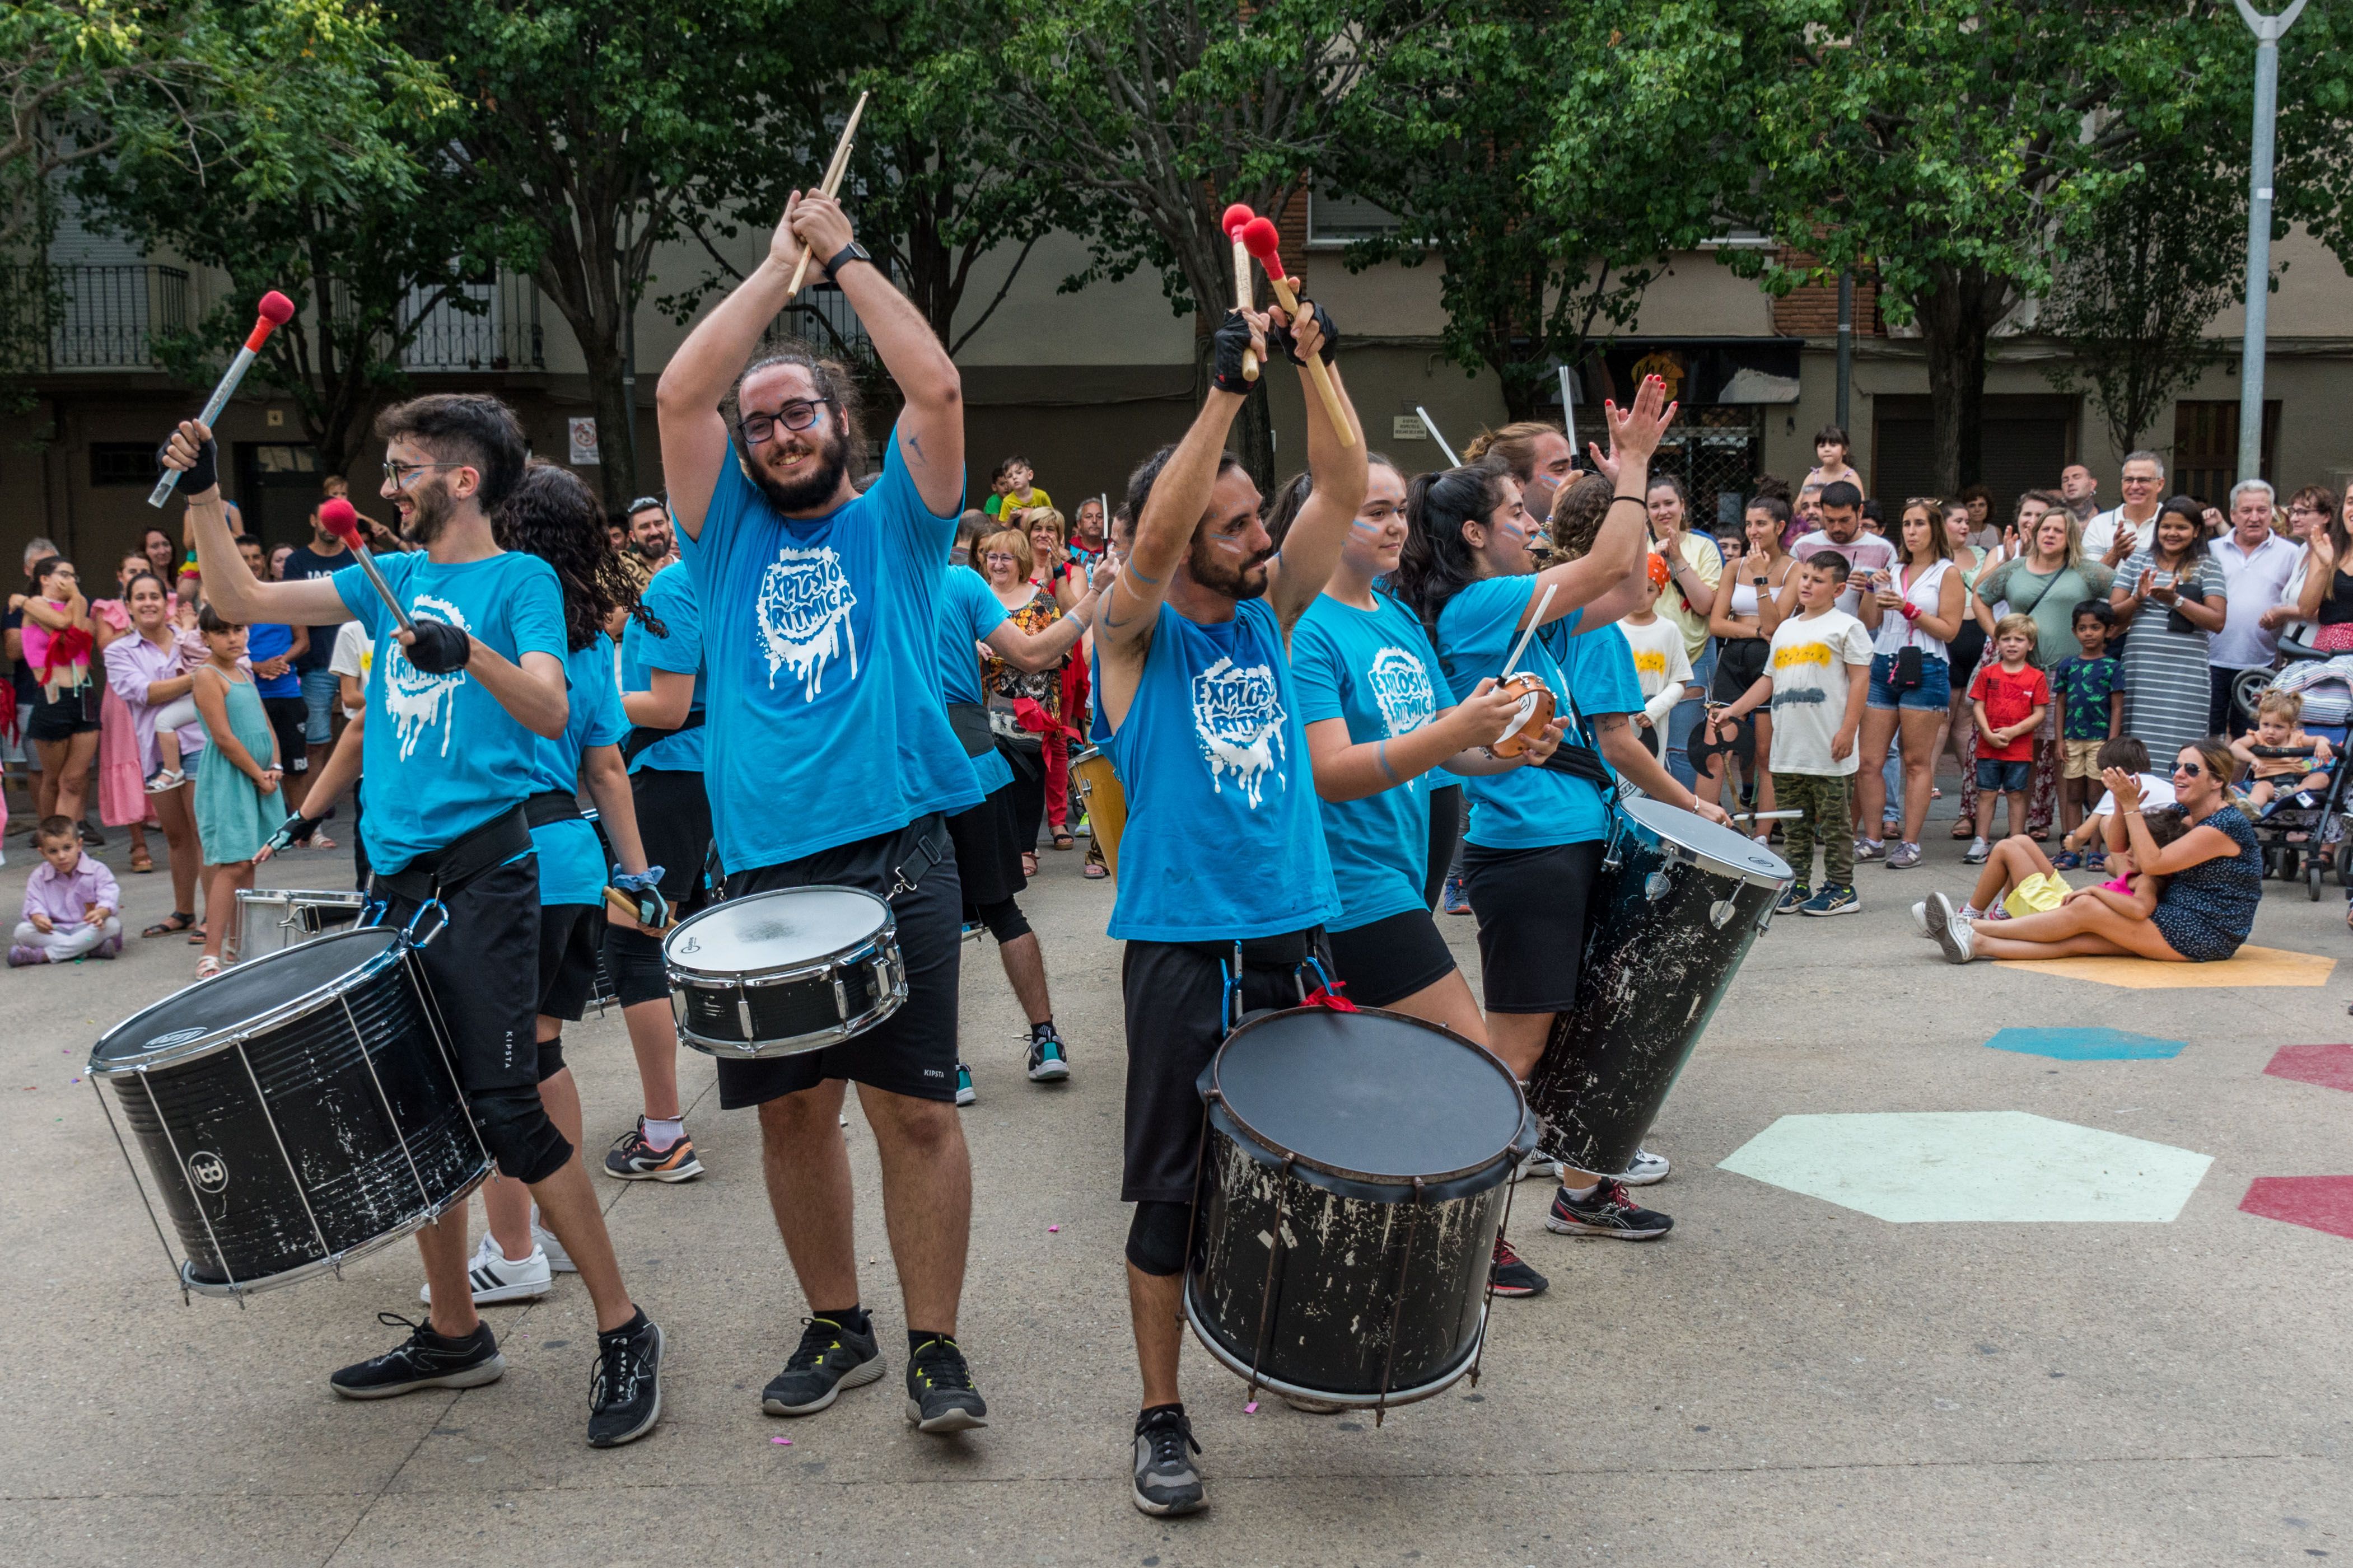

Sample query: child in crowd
[982,455,1051,519]
[10,816,122,965]
[1618,553,1692,757]
[1917,807,2188,931]
[1711,551,1873,915]
[1964,613,2049,864]
[1802,425,1861,493]
[2233,689,2336,811]
[188,605,285,978]
[2050,601,2123,863]
[2057,735,2178,871]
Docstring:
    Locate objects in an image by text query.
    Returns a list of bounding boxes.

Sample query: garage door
[1871,395,2077,525]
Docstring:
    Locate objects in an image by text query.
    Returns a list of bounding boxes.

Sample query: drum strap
[524,791,585,829]
[884,823,951,900]
[368,806,532,905]
[620,709,704,765]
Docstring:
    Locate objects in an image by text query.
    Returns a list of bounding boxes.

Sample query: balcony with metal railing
[13,264,193,370]
[399,272,545,372]
[761,281,876,369]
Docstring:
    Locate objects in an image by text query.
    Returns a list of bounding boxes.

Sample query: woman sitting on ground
[1917,807,2185,934]
[1926,738,2262,963]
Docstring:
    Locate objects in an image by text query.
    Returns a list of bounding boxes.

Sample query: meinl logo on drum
[186,1151,228,1193]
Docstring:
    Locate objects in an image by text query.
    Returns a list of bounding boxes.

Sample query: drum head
[1620,795,1792,887]
[1211,1009,1523,1184]
[94,926,403,1069]
[666,886,889,975]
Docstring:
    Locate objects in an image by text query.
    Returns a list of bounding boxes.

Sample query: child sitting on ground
[1921,807,2189,933]
[2231,689,2335,812]
[11,815,123,965]
[1964,614,2051,864]
[2058,735,2178,870]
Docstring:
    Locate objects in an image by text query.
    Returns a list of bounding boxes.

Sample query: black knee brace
[535,1032,566,1083]
[469,1084,573,1185]
[972,895,1030,945]
[603,922,669,1008]
[1126,1199,1193,1276]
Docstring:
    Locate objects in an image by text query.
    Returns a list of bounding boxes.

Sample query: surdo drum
[1186,1005,1537,1416]
[1069,746,1127,876]
[89,926,488,1299]
[662,886,907,1059]
[233,887,367,960]
[1526,797,1792,1175]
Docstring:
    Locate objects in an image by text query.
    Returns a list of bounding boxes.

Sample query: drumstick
[1501,582,1557,676]
[1237,217,1355,447]
[783,90,870,297]
[1731,809,1803,822]
[148,291,296,507]
[1416,405,1461,467]
[1219,204,1259,382]
[317,499,413,634]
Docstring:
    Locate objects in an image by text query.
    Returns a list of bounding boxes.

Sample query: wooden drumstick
[1238,217,1355,447]
[1501,582,1557,676]
[1219,204,1259,382]
[784,90,870,297]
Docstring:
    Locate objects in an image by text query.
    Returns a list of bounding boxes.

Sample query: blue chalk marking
[1984,1026,2187,1062]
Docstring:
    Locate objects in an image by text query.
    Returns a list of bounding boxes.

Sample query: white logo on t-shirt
[381,595,470,760]
[755,544,859,701]
[1192,655,1286,808]
[1366,645,1435,737]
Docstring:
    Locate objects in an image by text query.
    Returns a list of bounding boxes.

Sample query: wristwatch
[822,241,872,280]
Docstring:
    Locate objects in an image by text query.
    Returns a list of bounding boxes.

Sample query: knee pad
[603,922,670,1008]
[1126,1199,1193,1277]
[535,1032,566,1084]
[469,1084,572,1185]
[974,895,1030,946]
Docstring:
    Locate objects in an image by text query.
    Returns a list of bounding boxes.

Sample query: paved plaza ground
[6,791,2351,1567]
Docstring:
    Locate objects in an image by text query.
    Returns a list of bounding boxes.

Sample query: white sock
[1960,904,1983,919]
[644,1116,685,1146]
[1563,1181,1601,1202]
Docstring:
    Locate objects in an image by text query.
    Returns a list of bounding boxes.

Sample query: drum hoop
[90,928,410,1076]
[233,887,370,910]
[179,1160,492,1299]
[662,883,894,982]
[1619,798,1793,891]
[1180,1278,1487,1410]
[666,930,897,994]
[1207,1004,1529,1188]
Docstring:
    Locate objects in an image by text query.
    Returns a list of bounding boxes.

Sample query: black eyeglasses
[737,400,835,446]
[2174,760,2204,777]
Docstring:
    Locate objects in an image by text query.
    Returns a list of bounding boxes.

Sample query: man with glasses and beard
[656,190,991,1436]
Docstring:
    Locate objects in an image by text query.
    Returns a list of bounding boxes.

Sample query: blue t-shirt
[1434,575,1609,849]
[1291,589,1448,932]
[248,623,300,699]
[526,640,629,907]
[678,427,979,870]
[619,562,707,775]
[1554,623,1646,782]
[935,565,1014,797]
[1105,598,1338,941]
[334,549,567,874]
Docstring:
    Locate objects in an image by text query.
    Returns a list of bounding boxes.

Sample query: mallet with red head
[320,498,471,674]
[1219,203,1259,382]
[147,291,296,507]
[1238,218,1355,447]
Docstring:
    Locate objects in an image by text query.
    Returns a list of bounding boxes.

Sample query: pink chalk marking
[2241,1174,2353,1241]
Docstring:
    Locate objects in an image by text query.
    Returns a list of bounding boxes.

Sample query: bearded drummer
[164,396,667,1447]
[1390,378,1682,1244]
[655,190,990,1434]
[1092,289,1360,1516]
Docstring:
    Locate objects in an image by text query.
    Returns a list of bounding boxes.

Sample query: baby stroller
[2234,635,2353,899]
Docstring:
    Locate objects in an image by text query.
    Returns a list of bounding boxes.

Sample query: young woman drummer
[1393,374,1681,1242]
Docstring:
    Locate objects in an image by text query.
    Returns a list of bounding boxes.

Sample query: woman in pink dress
[92,552,160,872]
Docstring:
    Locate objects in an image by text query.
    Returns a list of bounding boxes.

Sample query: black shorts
[1121,928,1331,1205]
[946,781,1025,911]
[376,854,545,1093]
[630,766,715,915]
[1460,839,1605,1014]
[538,900,601,1026]
[712,816,963,1109]
[261,695,310,774]
[1425,783,1464,909]
[1712,636,1769,704]
[1324,907,1458,1009]
[24,688,99,741]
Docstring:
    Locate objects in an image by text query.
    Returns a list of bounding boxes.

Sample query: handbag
[1890,644,1924,691]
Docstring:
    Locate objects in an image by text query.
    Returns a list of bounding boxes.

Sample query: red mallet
[319,498,413,635]
[1219,204,1259,381]
[148,291,298,507]
[1238,219,1354,447]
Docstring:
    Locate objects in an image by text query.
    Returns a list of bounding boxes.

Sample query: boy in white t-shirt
[328,619,372,720]
[1618,554,1693,756]
[2057,734,2178,870]
[1713,551,1874,915]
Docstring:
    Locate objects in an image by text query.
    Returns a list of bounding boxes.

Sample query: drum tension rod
[1244,1154,1295,1410]
[1175,1096,1218,1327]
[1468,1169,1520,1392]
[1373,1176,1426,1427]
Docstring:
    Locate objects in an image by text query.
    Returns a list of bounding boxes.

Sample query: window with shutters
[2172,399,2278,508]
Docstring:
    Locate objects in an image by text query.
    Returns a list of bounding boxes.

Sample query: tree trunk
[577,327,637,507]
[1915,263,2008,494]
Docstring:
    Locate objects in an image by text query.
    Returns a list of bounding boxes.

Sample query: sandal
[311,831,337,850]
[195,956,222,980]
[1084,862,1109,879]
[142,911,196,939]
[129,846,155,874]
[190,925,209,946]
[1021,851,1039,878]
[1052,831,1075,851]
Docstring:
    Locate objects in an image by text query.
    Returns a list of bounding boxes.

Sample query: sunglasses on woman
[2173,760,2203,778]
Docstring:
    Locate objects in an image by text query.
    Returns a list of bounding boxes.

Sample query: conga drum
[1070,746,1127,876]
[1525,797,1792,1174]
[89,926,489,1299]
[1187,1005,1536,1416]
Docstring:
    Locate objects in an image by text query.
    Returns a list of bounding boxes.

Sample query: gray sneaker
[1928,891,1978,964]
[1885,840,1924,869]
[1617,1147,1670,1186]
[1853,837,1885,862]
[1133,1406,1206,1515]
[1962,837,1990,864]
[763,1316,884,1416]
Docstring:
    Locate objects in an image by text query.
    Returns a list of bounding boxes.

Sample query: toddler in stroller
[2236,639,2353,898]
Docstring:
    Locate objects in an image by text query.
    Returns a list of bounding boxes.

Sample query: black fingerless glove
[405,618,471,674]
[1270,298,1340,366]
[161,434,218,494]
[1210,310,1259,395]
[265,811,320,855]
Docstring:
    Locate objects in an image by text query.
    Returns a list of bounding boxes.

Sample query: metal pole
[1835,271,1854,430]
[2235,0,2307,485]
[623,289,641,487]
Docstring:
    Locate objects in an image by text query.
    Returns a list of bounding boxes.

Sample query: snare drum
[1070,746,1127,876]
[1525,797,1791,1174]
[662,886,907,1059]
[1187,1006,1535,1414]
[89,926,488,1299]
[234,887,368,960]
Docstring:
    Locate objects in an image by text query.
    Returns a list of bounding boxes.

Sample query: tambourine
[1488,671,1556,758]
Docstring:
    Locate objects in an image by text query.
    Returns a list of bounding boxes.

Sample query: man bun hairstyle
[374,394,528,511]
[1462,420,1562,488]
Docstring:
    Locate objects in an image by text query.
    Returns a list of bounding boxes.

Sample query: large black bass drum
[1186,1004,1536,1419]
[1526,795,1791,1176]
[89,925,488,1300]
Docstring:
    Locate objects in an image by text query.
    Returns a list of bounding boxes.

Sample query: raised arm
[1262,308,1366,631]
[162,419,351,626]
[1516,377,1677,632]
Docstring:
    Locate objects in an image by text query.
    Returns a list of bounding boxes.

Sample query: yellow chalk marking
[1994,943,2334,989]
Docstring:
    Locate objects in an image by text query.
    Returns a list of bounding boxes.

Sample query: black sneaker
[905,1334,989,1433]
[603,1119,704,1182]
[587,1314,664,1448]
[763,1315,883,1415]
[1026,1026,1071,1083]
[1488,1231,1549,1297]
[1132,1406,1205,1516]
[329,1311,505,1400]
[1544,1179,1674,1240]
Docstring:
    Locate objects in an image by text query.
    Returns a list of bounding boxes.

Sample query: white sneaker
[530,1207,577,1274]
[1928,891,1977,965]
[1911,900,1935,938]
[1512,1150,1562,1183]
[1617,1148,1670,1186]
[421,1233,553,1305]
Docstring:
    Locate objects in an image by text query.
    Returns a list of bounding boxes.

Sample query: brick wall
[1769,248,1879,337]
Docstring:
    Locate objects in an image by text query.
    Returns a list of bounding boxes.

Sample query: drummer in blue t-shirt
[1092,288,1360,1516]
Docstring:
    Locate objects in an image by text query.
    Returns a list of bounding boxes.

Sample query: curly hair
[494,460,658,651]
